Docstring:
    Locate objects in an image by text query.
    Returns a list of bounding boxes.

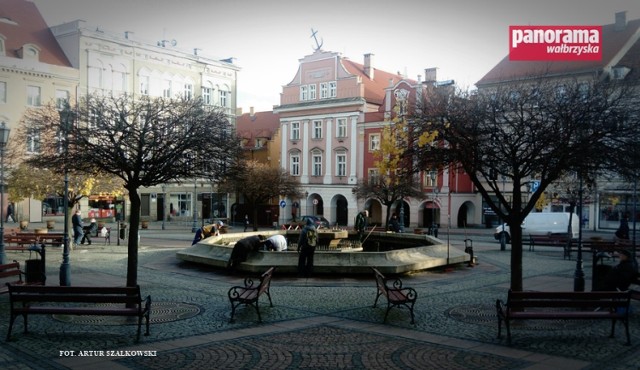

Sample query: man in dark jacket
[227,235,264,272]
[599,250,637,291]
[297,218,317,277]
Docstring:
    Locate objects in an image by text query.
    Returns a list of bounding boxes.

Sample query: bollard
[464,238,474,267]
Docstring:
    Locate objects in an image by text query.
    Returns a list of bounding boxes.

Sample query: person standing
[6,202,13,222]
[597,250,637,291]
[244,214,250,232]
[355,210,368,241]
[297,218,317,277]
[72,210,84,246]
[388,214,400,232]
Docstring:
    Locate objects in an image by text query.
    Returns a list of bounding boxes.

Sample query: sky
[32,0,640,112]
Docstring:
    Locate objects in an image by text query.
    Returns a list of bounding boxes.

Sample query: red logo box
[509,25,602,61]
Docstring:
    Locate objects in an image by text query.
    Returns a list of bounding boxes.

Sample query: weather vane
[310,28,323,51]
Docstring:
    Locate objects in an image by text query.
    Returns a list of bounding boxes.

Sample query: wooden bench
[496,289,631,345]
[528,234,572,259]
[0,261,44,294]
[227,267,275,323]
[371,267,418,324]
[4,232,64,251]
[6,284,152,342]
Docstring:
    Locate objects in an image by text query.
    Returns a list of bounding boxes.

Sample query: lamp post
[161,184,166,230]
[430,171,439,237]
[500,176,507,251]
[0,123,10,265]
[573,173,585,292]
[59,104,73,286]
[191,178,198,232]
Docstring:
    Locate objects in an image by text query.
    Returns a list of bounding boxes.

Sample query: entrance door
[157,194,165,221]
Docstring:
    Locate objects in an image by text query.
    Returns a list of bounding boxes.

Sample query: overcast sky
[33,0,640,112]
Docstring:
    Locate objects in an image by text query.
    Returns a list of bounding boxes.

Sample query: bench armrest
[495,298,507,318]
[389,286,417,301]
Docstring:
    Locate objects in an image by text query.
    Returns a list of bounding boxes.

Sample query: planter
[141,220,149,229]
[35,228,48,234]
[46,220,55,230]
[19,220,29,230]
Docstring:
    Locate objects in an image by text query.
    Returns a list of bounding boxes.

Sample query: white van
[494,212,580,243]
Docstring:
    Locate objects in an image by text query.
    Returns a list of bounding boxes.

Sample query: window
[27,85,41,106]
[424,171,438,187]
[0,81,6,104]
[202,87,212,105]
[336,118,347,138]
[291,122,300,140]
[140,76,150,95]
[320,82,328,99]
[184,83,193,99]
[312,151,322,176]
[112,69,126,92]
[336,152,346,177]
[300,85,308,101]
[26,128,40,154]
[177,193,192,217]
[368,168,379,185]
[162,79,172,98]
[369,133,380,151]
[290,153,300,176]
[329,81,337,97]
[55,90,69,110]
[309,84,316,100]
[313,120,322,139]
[219,89,228,107]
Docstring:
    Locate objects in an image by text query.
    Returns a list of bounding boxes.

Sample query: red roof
[236,111,280,147]
[341,58,412,105]
[477,17,640,86]
[0,0,71,67]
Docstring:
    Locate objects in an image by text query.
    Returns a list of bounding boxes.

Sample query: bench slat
[227,267,275,323]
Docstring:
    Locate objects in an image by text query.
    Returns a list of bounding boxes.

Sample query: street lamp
[59,104,73,286]
[161,184,166,230]
[0,122,10,265]
[430,171,439,237]
[191,178,198,232]
[573,173,585,292]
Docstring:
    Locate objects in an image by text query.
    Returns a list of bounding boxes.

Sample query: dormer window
[0,35,6,56]
[18,43,40,61]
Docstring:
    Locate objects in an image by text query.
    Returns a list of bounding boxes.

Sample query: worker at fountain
[264,234,287,251]
[355,210,368,241]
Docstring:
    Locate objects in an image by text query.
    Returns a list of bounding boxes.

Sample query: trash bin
[25,259,44,284]
[119,223,127,240]
[592,263,613,291]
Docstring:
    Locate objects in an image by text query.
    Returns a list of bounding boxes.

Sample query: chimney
[615,11,627,31]
[364,53,374,80]
[250,107,255,116]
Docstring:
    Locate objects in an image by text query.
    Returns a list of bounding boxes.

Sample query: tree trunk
[510,223,524,291]
[126,189,141,287]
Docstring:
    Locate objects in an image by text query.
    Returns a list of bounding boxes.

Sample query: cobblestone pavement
[0,225,639,369]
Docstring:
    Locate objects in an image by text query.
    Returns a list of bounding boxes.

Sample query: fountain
[176,229,470,275]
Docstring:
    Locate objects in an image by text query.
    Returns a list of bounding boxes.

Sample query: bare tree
[25,94,239,287]
[411,80,640,291]
[221,160,301,231]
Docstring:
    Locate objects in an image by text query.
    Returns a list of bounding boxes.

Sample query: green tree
[24,94,238,287]
[411,80,640,291]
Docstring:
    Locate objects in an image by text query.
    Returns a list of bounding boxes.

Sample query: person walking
[297,218,317,277]
[6,202,13,222]
[244,214,250,232]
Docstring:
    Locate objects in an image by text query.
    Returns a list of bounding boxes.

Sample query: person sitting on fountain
[355,210,368,241]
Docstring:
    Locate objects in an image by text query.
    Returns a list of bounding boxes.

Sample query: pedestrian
[72,210,84,246]
[615,217,630,242]
[355,210,368,241]
[596,249,637,291]
[6,202,13,222]
[297,218,317,277]
[388,214,400,232]
[227,235,265,273]
[81,218,98,245]
[244,214,250,232]
[264,234,287,251]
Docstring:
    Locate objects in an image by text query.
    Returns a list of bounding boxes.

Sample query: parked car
[298,215,331,229]
[494,212,580,244]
